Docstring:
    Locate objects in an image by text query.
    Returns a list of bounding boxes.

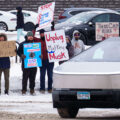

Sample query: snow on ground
[0,59,57,114]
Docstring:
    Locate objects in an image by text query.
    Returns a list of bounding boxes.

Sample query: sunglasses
[74,33,80,36]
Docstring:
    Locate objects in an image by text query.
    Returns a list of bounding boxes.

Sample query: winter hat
[16,6,22,11]
[26,31,33,37]
[39,29,45,34]
[66,35,71,41]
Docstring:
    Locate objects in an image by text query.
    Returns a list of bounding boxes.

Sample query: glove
[51,21,55,30]
[34,24,39,29]
[21,54,26,59]
[39,54,43,59]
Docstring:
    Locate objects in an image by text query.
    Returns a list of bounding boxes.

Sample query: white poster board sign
[96,22,119,41]
[45,30,69,62]
[37,2,55,30]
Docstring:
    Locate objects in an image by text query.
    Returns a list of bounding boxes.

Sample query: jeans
[40,60,54,91]
[0,68,9,93]
[17,29,25,42]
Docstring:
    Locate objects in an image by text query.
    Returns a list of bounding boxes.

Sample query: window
[92,14,110,23]
[23,13,30,17]
[11,12,17,15]
[70,10,88,15]
[110,14,120,22]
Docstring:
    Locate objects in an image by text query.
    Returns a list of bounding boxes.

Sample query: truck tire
[57,108,79,118]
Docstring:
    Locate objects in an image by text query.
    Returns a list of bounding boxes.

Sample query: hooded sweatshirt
[71,30,85,56]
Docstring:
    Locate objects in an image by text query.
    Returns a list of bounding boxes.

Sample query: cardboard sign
[96,22,119,41]
[45,30,69,62]
[37,2,55,30]
[0,41,16,57]
[24,43,42,68]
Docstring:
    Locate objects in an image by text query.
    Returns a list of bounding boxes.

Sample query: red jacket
[32,30,48,60]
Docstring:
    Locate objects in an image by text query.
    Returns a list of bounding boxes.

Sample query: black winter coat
[16,11,24,29]
[17,38,34,69]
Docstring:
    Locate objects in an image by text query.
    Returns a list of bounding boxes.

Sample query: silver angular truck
[52,37,120,118]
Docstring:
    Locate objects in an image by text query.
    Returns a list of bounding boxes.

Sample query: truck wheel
[57,108,79,118]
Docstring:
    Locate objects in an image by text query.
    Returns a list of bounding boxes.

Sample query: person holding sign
[0,33,10,95]
[33,23,55,94]
[66,35,74,58]
[71,30,85,56]
[17,32,37,95]
[59,35,74,64]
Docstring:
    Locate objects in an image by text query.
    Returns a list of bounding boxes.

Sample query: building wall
[0,0,120,20]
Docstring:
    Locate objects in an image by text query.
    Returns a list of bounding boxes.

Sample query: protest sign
[96,22,119,41]
[37,2,55,30]
[0,41,16,57]
[24,43,42,68]
[45,30,69,62]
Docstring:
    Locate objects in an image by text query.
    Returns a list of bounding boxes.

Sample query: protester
[17,31,37,95]
[66,35,74,58]
[33,22,54,94]
[0,33,10,95]
[59,35,74,64]
[16,6,25,42]
[71,30,85,56]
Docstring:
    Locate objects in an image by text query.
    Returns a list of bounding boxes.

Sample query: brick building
[0,0,120,20]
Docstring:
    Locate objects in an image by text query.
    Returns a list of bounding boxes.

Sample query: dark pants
[0,68,9,92]
[40,60,54,91]
[22,67,37,91]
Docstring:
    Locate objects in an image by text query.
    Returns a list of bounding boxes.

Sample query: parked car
[115,9,120,13]
[54,10,120,45]
[0,10,16,31]
[8,10,38,31]
[53,37,120,118]
[57,8,115,23]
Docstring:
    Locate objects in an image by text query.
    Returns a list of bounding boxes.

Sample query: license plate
[77,92,90,100]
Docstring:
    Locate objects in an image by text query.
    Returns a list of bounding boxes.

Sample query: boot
[40,90,45,94]
[22,90,26,95]
[5,90,8,95]
[30,89,34,95]
[48,89,52,93]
